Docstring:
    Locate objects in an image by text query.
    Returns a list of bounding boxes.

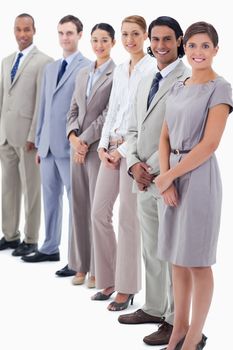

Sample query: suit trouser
[92,158,141,294]
[137,187,174,324]
[0,141,40,243]
[39,152,71,255]
[68,150,100,275]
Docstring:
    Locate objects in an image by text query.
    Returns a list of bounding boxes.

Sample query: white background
[0,0,232,349]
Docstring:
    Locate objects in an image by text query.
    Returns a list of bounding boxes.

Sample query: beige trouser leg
[0,142,41,243]
[92,158,141,294]
[137,188,174,324]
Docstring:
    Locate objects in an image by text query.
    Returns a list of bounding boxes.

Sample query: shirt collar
[123,54,154,73]
[90,58,112,74]
[158,58,181,79]
[62,51,80,66]
[17,43,34,56]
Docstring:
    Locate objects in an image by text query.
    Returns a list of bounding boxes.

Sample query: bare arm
[155,104,230,194]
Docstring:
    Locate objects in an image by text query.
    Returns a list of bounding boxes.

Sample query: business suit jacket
[67,59,116,151]
[126,60,190,322]
[66,59,116,274]
[0,46,53,146]
[36,52,91,158]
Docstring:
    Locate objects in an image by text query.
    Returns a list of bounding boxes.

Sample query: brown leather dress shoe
[143,321,173,345]
[118,308,164,324]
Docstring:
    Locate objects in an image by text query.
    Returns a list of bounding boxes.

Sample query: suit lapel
[143,61,188,122]
[10,47,38,88]
[55,52,85,90]
[86,60,115,105]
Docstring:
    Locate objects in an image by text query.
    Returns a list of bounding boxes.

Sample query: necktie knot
[57,60,68,85]
[147,71,163,109]
[154,71,163,83]
[11,52,23,83]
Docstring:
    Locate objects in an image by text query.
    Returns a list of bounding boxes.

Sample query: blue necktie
[57,60,68,85]
[11,52,23,83]
[147,72,163,109]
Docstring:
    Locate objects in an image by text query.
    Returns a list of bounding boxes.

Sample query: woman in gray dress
[155,22,233,350]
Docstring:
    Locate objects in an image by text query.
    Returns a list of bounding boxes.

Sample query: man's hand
[35,152,40,165]
[130,162,154,190]
[25,141,36,152]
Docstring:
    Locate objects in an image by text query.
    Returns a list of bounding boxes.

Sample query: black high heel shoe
[196,334,207,350]
[91,290,115,301]
[108,294,134,311]
[160,335,186,350]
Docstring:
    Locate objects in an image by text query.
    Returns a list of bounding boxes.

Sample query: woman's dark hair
[183,21,218,47]
[91,23,115,41]
[148,16,185,58]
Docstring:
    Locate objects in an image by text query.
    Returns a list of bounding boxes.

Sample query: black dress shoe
[12,241,38,256]
[55,264,76,277]
[0,237,20,250]
[22,251,60,262]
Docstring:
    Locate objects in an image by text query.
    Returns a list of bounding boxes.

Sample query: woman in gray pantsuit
[155,22,233,350]
[67,23,116,288]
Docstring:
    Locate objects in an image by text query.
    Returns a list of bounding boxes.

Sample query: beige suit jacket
[126,61,190,191]
[66,59,116,151]
[0,46,53,146]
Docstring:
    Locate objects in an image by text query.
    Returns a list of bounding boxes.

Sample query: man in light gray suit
[0,13,53,256]
[22,16,91,275]
[119,17,190,346]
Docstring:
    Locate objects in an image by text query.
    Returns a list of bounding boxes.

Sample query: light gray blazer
[126,61,190,191]
[0,46,53,146]
[36,52,91,158]
[67,59,116,151]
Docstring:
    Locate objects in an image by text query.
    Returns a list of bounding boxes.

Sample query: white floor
[0,210,232,350]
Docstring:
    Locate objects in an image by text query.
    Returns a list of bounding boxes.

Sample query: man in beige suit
[119,17,190,346]
[0,13,53,256]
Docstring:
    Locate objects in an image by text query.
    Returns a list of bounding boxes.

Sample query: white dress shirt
[98,54,156,157]
[11,43,35,69]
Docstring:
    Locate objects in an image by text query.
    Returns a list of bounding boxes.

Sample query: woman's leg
[181,266,213,350]
[166,265,191,350]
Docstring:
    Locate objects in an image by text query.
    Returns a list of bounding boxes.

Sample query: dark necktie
[57,60,68,85]
[11,52,23,83]
[147,72,163,109]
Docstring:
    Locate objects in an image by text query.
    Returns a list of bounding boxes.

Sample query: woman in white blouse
[91,15,155,310]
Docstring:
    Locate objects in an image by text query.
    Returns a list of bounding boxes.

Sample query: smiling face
[58,21,82,56]
[91,29,115,61]
[150,25,182,70]
[14,16,35,51]
[121,22,147,55]
[184,33,218,70]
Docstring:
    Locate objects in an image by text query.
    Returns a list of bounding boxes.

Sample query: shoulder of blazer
[104,59,116,76]
[173,60,190,79]
[28,46,53,62]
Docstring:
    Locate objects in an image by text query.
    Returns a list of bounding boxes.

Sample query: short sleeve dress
[157,76,233,267]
